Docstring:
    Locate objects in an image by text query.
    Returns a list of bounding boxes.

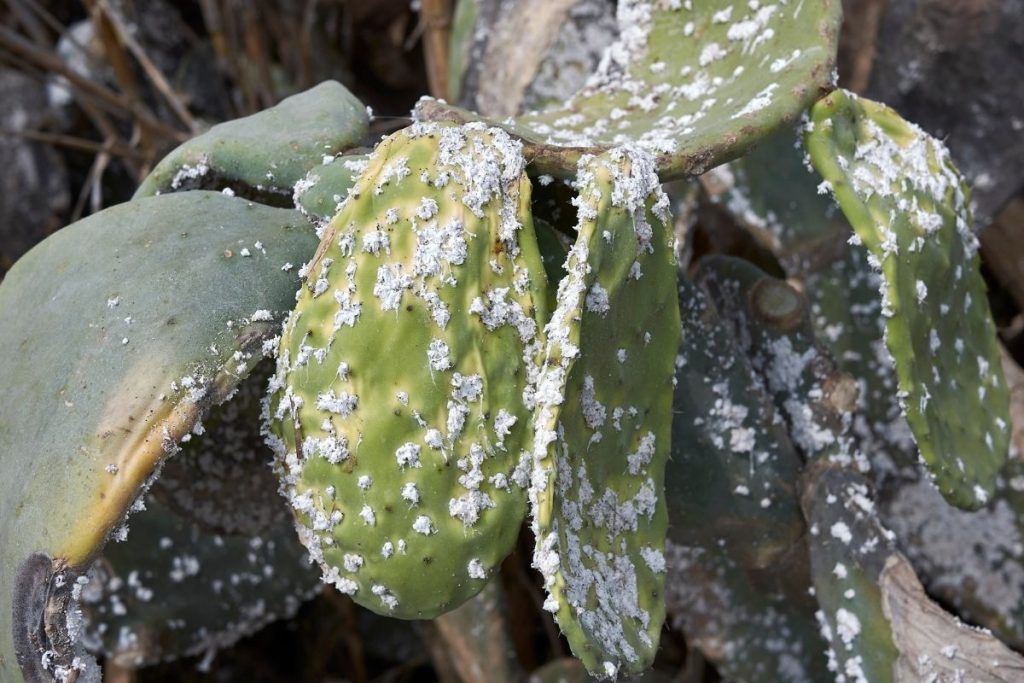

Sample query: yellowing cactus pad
[529,149,679,677]
[266,123,549,618]
[805,90,1010,510]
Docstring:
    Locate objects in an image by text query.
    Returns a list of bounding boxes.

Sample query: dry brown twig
[418,0,452,100]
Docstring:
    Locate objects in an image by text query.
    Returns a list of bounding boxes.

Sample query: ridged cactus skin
[135,81,368,203]
[0,192,317,683]
[668,276,805,569]
[418,0,841,179]
[806,90,1009,510]
[529,149,678,678]
[79,494,319,668]
[266,123,549,619]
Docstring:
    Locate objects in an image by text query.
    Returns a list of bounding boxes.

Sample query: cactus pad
[418,0,841,179]
[293,154,370,226]
[664,541,830,682]
[80,493,319,668]
[135,81,368,203]
[266,123,549,619]
[668,276,805,568]
[801,463,902,683]
[529,149,679,678]
[805,90,1009,509]
[0,192,317,682]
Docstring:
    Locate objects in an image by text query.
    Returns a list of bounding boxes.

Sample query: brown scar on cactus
[12,553,93,683]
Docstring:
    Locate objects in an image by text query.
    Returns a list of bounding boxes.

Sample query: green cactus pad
[664,541,830,682]
[529,149,679,678]
[293,154,369,226]
[665,275,829,681]
[266,123,549,619]
[79,493,319,668]
[91,366,316,665]
[698,256,898,681]
[805,89,1009,509]
[418,0,841,180]
[135,81,368,204]
[668,276,805,569]
[0,192,317,683]
[801,463,902,683]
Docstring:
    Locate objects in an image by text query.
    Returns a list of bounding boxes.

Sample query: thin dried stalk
[94,0,200,133]
[419,0,452,100]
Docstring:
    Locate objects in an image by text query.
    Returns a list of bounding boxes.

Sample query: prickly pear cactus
[665,279,830,682]
[266,122,549,619]
[0,191,318,682]
[88,364,318,669]
[419,0,842,179]
[135,81,368,203]
[706,128,914,472]
[802,463,903,683]
[529,149,679,678]
[805,89,1009,509]
[697,256,1024,680]
[697,256,866,471]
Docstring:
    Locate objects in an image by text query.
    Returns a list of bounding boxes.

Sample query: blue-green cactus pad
[135,81,368,203]
[0,192,317,682]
